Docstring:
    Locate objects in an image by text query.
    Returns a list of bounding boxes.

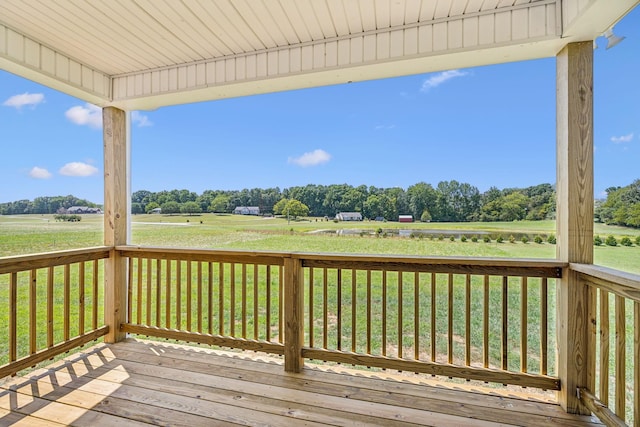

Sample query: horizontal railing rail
[0,247,110,379]
[572,263,640,427]
[119,246,564,390]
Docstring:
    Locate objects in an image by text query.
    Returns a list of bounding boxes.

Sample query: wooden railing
[0,247,110,378]
[119,246,563,390]
[572,263,640,427]
[119,246,286,355]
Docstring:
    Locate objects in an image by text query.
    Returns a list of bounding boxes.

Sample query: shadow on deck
[0,339,602,426]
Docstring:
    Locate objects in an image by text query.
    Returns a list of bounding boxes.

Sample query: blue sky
[1,7,638,205]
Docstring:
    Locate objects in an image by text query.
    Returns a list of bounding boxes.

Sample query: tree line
[595,179,640,228]
[128,181,556,222]
[0,195,98,215]
[0,182,557,222]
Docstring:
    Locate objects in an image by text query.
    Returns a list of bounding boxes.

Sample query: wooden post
[284,257,304,372]
[103,106,129,343]
[555,42,593,414]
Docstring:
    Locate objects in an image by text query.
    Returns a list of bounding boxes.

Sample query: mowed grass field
[1,213,639,273]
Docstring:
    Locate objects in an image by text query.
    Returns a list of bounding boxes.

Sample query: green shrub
[438,234,444,241]
[460,235,467,242]
[620,236,632,246]
[471,236,478,242]
[496,235,504,243]
[605,235,617,246]
[636,236,640,246]
[483,236,491,243]
[534,235,543,244]
[508,235,516,243]
[594,235,603,246]
[521,235,529,244]
[449,235,455,242]
[547,234,556,244]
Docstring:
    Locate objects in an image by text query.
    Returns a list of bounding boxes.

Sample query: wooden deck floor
[0,339,602,426]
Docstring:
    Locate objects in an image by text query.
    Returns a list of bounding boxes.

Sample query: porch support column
[103,106,129,343]
[556,41,593,414]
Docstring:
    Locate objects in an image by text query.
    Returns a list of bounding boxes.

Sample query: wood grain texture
[103,106,128,343]
[284,257,304,372]
[555,41,593,415]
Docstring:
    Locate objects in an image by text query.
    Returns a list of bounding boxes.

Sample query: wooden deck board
[0,339,603,427]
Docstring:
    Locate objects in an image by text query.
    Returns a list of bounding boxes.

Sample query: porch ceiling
[0,0,638,110]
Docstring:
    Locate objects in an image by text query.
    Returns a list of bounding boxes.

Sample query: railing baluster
[165,259,172,329]
[367,270,372,355]
[156,259,162,327]
[10,272,17,362]
[47,267,54,348]
[541,277,548,375]
[431,272,436,362]
[146,258,152,326]
[600,290,610,405]
[253,264,259,340]
[176,260,182,330]
[501,276,508,371]
[279,265,283,343]
[415,271,420,361]
[586,283,597,393]
[309,267,314,347]
[93,260,99,330]
[398,271,403,359]
[615,295,626,419]
[323,267,328,349]
[187,261,192,332]
[30,269,37,355]
[219,262,224,336]
[352,269,357,353]
[136,258,142,325]
[448,273,453,364]
[230,263,236,336]
[79,262,85,335]
[521,276,527,373]
[266,265,271,341]
[483,275,489,368]
[197,261,202,333]
[382,270,387,357]
[241,264,247,338]
[64,264,70,341]
[208,262,213,335]
[465,274,471,367]
[337,269,342,351]
[127,258,134,325]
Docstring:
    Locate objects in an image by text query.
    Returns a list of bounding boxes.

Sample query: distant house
[149,207,162,214]
[336,212,363,221]
[67,206,102,214]
[398,215,413,223]
[234,206,260,215]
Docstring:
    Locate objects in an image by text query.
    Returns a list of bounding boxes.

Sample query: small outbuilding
[399,215,414,223]
[234,206,260,215]
[336,212,363,221]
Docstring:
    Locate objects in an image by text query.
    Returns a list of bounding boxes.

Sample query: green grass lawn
[2,213,639,272]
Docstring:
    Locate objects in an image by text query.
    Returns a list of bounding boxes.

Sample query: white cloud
[611,133,633,143]
[3,92,45,109]
[29,166,52,179]
[375,124,396,131]
[420,70,468,92]
[288,149,331,167]
[65,103,102,128]
[59,162,99,177]
[132,111,153,127]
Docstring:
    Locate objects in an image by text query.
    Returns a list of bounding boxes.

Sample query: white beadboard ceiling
[0,0,638,110]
